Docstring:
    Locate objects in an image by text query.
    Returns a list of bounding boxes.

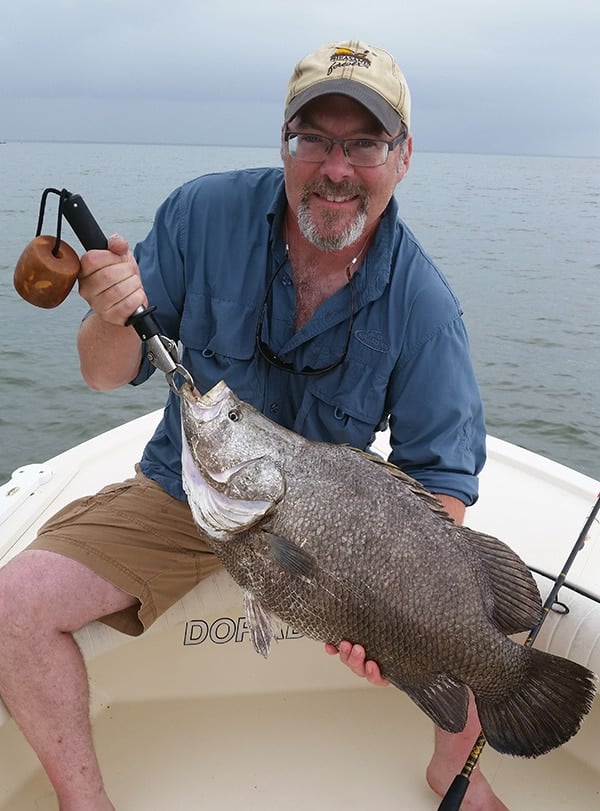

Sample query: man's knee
[0,549,136,634]
[0,550,65,629]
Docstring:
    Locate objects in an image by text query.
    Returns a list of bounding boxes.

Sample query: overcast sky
[2,0,599,157]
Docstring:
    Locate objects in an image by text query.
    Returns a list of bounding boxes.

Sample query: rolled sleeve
[387,315,486,506]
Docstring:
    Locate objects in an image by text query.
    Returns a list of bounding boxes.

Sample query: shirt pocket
[179,291,259,400]
[301,358,390,449]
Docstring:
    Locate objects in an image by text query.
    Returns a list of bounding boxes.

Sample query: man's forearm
[77,312,143,391]
[433,493,465,525]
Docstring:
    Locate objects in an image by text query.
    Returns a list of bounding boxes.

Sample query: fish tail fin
[476,647,596,757]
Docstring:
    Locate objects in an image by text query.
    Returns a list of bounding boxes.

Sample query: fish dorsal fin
[462,528,542,634]
[348,447,456,522]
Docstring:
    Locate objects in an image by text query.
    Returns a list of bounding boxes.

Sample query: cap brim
[285,78,402,135]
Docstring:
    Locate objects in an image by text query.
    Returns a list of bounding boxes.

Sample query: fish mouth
[181,379,263,486]
[181,380,231,422]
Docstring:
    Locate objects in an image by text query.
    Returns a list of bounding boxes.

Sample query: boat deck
[1,610,599,810]
[3,685,599,809]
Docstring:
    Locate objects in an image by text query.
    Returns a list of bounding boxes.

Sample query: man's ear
[397,133,413,179]
[280,123,287,162]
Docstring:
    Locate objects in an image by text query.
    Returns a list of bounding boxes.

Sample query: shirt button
[269,402,279,414]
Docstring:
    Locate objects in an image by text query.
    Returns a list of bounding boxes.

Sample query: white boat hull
[1,412,599,809]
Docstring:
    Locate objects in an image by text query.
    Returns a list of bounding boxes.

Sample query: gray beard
[296,201,368,251]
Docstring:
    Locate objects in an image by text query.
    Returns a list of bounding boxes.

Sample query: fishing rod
[437,490,600,811]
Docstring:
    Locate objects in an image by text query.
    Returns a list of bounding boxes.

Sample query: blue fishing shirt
[133,167,486,505]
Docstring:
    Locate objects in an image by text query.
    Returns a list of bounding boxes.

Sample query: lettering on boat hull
[183,616,303,646]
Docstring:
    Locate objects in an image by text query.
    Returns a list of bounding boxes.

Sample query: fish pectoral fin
[261,531,316,582]
[243,591,277,658]
[398,675,469,733]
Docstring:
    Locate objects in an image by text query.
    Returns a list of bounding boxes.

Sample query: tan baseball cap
[285,40,411,134]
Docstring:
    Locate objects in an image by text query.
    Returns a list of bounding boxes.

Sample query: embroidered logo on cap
[327,47,371,76]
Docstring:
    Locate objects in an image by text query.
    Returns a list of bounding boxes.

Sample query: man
[0,41,502,809]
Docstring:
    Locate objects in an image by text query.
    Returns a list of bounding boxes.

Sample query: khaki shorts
[28,468,221,636]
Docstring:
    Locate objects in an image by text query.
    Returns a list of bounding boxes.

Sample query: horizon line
[2,139,599,161]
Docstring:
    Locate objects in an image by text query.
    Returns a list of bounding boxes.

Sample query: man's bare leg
[0,550,138,811]
[426,694,510,811]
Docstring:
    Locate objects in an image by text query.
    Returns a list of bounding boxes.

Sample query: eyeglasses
[255,256,355,375]
[284,130,405,168]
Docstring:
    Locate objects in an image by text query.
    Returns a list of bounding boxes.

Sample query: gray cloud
[2,0,598,156]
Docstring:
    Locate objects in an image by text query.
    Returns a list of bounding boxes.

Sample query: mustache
[301,179,368,205]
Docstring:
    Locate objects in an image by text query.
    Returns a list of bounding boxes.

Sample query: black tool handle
[125,305,163,337]
[62,192,109,251]
[60,191,149,335]
[57,189,189,388]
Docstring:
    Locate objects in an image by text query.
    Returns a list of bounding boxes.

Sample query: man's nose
[319,142,355,181]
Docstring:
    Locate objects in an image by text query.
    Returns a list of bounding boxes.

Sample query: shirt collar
[266,173,288,264]
[265,171,399,305]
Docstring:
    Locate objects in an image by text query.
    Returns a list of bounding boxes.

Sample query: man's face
[282,94,412,251]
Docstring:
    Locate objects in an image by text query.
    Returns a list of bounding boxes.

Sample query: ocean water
[1,142,599,485]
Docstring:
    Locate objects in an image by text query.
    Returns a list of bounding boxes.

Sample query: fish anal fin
[465,529,542,634]
[395,674,469,733]
[261,531,316,582]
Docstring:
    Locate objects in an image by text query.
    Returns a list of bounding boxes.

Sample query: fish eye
[228,408,242,422]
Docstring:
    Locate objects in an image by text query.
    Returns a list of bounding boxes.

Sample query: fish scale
[180,379,596,758]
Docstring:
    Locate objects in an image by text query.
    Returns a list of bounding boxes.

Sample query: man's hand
[77,234,147,391]
[78,234,147,326]
[325,641,390,686]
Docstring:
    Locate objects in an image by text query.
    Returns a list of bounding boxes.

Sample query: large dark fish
[180,380,596,757]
